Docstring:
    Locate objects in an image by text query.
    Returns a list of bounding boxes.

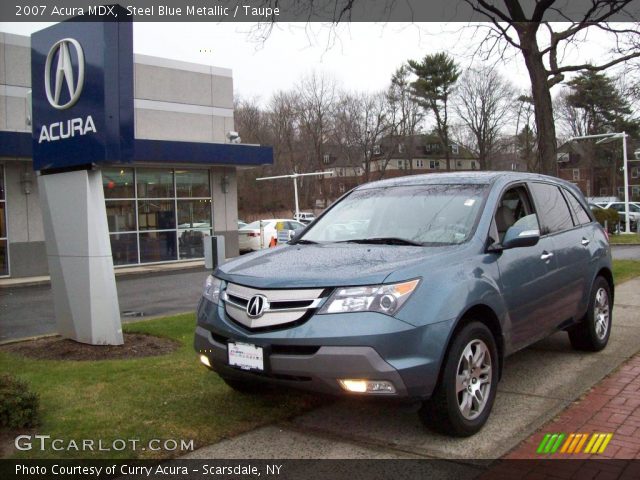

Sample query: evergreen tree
[408,53,460,171]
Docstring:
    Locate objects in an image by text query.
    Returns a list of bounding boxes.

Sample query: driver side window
[492,186,537,243]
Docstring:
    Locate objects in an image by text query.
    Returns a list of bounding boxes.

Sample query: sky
[0,21,618,104]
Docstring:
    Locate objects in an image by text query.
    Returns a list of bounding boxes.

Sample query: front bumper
[194,297,454,398]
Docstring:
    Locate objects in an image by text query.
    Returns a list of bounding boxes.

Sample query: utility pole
[568,132,631,234]
[256,171,334,220]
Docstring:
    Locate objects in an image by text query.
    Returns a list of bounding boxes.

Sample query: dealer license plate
[228,342,264,371]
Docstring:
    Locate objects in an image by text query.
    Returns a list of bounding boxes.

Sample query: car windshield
[298,184,488,245]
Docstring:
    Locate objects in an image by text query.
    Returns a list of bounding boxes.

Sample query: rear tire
[568,276,612,352]
[220,375,270,394]
[419,321,498,437]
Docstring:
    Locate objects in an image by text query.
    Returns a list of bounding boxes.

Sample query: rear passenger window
[563,189,592,225]
[529,183,574,234]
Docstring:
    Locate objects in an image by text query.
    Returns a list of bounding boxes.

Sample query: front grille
[223,282,326,331]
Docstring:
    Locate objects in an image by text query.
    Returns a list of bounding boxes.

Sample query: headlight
[318,279,420,316]
[203,275,223,304]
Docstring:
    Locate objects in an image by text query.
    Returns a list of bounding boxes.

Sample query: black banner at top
[1,0,640,22]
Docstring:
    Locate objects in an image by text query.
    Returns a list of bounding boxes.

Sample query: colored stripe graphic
[585,433,613,454]
[538,433,613,454]
[537,434,551,454]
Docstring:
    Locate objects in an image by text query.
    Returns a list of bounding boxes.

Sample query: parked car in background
[238,221,247,229]
[238,219,306,252]
[196,172,613,437]
[595,201,640,229]
[293,212,316,224]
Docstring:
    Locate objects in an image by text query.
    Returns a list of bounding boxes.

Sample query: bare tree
[386,65,425,176]
[463,0,640,175]
[295,72,338,207]
[454,66,515,170]
[334,91,391,182]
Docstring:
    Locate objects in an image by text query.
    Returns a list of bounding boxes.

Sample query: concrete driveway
[187,277,640,461]
[0,269,209,342]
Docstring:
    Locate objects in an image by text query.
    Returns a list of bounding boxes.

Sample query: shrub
[0,374,40,429]
[592,208,621,233]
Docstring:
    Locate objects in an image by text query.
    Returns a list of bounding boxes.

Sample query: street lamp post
[256,171,335,220]
[567,132,631,234]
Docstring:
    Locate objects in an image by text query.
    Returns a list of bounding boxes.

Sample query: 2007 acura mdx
[194,172,613,436]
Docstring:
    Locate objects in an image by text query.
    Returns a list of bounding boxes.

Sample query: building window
[618,187,625,198]
[103,167,212,266]
[416,160,424,168]
[632,167,639,179]
[424,144,431,153]
[323,154,330,164]
[429,160,440,169]
[451,144,459,155]
[572,169,580,181]
[0,165,8,277]
[632,186,640,199]
[457,160,463,168]
[339,183,346,193]
[373,145,381,155]
[398,143,405,153]
[471,161,477,170]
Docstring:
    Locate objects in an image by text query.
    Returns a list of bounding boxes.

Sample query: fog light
[338,379,396,394]
[199,354,211,368]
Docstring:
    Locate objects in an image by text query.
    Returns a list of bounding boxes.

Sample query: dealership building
[0,28,272,279]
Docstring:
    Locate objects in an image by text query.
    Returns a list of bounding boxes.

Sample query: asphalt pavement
[0,268,209,342]
[611,244,640,260]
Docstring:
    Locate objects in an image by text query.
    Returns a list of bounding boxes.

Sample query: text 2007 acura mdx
[195,172,613,436]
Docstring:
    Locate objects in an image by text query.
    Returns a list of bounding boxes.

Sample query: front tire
[419,321,498,437]
[568,276,612,352]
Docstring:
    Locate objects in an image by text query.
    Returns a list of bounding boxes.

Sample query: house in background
[369,134,478,177]
[312,134,479,207]
[556,140,640,201]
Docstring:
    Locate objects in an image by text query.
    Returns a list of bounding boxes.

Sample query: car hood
[216,243,467,289]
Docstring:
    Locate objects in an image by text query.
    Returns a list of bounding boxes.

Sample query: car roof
[354,171,569,190]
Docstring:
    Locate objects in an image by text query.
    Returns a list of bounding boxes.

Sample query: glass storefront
[103,167,212,266]
[0,165,7,276]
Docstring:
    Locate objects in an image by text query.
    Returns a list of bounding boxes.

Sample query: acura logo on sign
[247,295,269,319]
[44,38,85,110]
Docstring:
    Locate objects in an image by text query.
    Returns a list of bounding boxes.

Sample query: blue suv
[195,172,613,436]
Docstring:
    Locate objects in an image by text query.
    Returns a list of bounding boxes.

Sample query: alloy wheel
[456,339,492,420]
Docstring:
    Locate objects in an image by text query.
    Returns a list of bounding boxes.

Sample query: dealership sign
[31,12,134,171]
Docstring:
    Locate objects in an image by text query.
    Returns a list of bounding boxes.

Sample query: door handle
[540,252,554,261]
[581,238,590,246]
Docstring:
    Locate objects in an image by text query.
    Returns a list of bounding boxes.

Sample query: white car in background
[293,212,317,224]
[595,201,640,228]
[238,219,306,253]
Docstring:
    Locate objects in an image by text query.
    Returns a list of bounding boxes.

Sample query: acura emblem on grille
[246,295,269,318]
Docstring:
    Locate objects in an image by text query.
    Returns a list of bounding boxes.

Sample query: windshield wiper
[292,239,318,245]
[339,237,424,246]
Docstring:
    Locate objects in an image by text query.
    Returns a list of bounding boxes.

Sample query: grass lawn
[610,234,640,245]
[613,259,640,285]
[1,314,324,459]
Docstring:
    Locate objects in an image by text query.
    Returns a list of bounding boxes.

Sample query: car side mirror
[502,225,540,249]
